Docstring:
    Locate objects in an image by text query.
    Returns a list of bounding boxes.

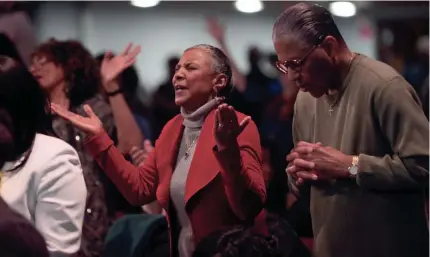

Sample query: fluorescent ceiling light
[131,0,160,8]
[234,0,263,14]
[329,1,356,18]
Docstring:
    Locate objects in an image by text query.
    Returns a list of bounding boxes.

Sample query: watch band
[106,88,123,97]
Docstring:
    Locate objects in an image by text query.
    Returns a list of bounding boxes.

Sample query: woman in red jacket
[51,44,267,257]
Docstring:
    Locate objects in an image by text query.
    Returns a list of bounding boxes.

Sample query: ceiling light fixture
[329,1,357,18]
[130,0,160,8]
[234,0,264,14]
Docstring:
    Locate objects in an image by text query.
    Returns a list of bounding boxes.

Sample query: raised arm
[356,77,429,191]
[213,104,266,221]
[50,103,158,206]
[99,45,144,154]
[206,18,247,93]
[85,131,158,205]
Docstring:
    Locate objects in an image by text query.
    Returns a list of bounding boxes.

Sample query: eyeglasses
[29,57,49,71]
[275,35,326,75]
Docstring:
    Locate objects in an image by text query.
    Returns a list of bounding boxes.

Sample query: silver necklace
[325,53,356,116]
[326,93,338,116]
[184,132,200,159]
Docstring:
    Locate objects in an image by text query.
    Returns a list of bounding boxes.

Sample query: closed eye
[184,63,198,70]
[175,62,198,71]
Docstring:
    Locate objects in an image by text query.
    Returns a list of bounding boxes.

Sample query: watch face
[349,166,358,175]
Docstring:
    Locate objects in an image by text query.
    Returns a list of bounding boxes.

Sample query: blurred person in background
[51,43,267,257]
[0,1,36,66]
[151,56,181,140]
[407,35,429,119]
[0,55,86,256]
[30,39,142,257]
[260,53,299,153]
[274,3,429,257]
[206,18,272,128]
[96,52,152,142]
[402,35,429,98]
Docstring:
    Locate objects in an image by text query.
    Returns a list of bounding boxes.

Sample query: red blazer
[85,109,267,246]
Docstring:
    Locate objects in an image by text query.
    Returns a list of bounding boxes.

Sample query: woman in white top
[0,55,87,257]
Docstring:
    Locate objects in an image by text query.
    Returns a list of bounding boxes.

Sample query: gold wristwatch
[348,155,359,177]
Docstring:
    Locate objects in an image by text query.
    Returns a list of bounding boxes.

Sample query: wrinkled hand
[206,17,225,42]
[287,141,352,184]
[100,43,141,85]
[213,104,250,150]
[51,103,104,136]
[286,142,320,186]
[130,140,154,167]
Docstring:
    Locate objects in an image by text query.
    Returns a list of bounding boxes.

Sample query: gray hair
[185,44,233,97]
[272,3,344,47]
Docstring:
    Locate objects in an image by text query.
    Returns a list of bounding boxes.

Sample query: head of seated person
[193,225,280,257]
[193,213,311,257]
[0,198,49,257]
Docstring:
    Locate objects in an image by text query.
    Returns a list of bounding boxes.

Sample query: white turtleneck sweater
[169,98,221,257]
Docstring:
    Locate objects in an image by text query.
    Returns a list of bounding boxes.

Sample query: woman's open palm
[51,103,104,136]
[101,43,141,84]
[214,104,250,149]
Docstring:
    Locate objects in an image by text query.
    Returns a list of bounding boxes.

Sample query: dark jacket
[0,197,49,257]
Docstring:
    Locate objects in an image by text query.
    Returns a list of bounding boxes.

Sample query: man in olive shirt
[272,3,429,257]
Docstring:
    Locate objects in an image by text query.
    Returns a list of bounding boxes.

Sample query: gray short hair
[185,44,233,97]
[272,3,344,47]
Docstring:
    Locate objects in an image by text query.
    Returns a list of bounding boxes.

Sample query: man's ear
[321,35,339,59]
[212,73,227,94]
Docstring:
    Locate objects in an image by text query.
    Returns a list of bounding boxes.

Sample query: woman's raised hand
[213,104,250,150]
[51,103,104,136]
[206,17,225,43]
[100,43,141,84]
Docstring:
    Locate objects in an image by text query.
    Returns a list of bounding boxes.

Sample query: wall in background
[33,1,376,92]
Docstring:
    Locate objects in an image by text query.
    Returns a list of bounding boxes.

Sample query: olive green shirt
[293,54,429,257]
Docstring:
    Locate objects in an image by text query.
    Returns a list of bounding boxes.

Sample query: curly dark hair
[193,213,311,257]
[193,225,280,257]
[32,38,101,108]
